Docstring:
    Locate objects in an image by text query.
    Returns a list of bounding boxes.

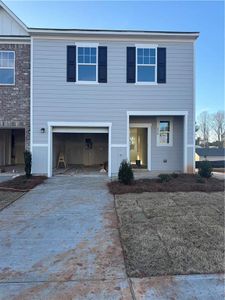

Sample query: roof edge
[28,28,199,39]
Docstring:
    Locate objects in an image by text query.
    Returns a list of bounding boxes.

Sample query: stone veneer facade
[0,43,30,149]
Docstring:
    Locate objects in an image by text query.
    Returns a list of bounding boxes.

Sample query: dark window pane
[84,47,90,55]
[78,65,96,81]
[0,69,14,84]
[84,55,90,63]
[137,66,155,82]
[144,56,150,64]
[160,121,170,132]
[137,48,143,56]
[78,47,83,55]
[138,56,143,64]
[78,55,83,63]
[150,49,155,56]
[144,48,149,56]
[150,57,155,64]
[91,55,96,63]
[91,48,96,55]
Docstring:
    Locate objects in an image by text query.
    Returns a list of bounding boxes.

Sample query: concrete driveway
[0,176,132,299]
[0,176,223,299]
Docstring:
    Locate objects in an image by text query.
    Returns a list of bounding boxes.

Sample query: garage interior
[53,131,108,175]
[0,128,25,173]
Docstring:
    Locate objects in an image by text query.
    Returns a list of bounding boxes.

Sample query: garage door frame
[48,122,112,177]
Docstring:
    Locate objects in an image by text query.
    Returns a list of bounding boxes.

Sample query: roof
[196,148,225,157]
[0,1,199,40]
[28,28,199,39]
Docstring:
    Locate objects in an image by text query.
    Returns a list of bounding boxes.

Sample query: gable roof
[0,0,28,36]
[196,148,225,157]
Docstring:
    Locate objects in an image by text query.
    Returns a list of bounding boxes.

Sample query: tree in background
[196,110,225,148]
[211,111,225,147]
[198,111,210,147]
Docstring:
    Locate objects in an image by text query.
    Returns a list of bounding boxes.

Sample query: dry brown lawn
[115,192,224,277]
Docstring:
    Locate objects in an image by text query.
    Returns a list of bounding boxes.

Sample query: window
[77,47,97,82]
[136,46,157,83]
[0,51,15,85]
[157,119,173,146]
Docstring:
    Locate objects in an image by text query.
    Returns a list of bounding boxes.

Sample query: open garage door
[51,126,109,176]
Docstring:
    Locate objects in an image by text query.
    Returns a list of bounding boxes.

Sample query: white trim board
[33,144,48,147]
[111,144,127,148]
[52,127,108,133]
[127,111,188,116]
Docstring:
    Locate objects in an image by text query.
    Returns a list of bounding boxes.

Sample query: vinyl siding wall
[32,38,194,175]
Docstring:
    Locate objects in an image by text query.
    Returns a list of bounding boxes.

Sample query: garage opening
[0,128,25,173]
[52,128,108,175]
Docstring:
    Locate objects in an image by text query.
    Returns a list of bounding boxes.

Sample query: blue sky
[4,0,224,116]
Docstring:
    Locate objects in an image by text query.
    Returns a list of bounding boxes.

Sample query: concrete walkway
[0,176,223,299]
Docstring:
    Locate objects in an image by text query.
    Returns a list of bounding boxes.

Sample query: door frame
[48,122,112,177]
[129,123,151,171]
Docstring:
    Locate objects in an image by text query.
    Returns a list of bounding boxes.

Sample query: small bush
[171,172,179,178]
[24,150,32,178]
[196,175,206,184]
[198,160,213,178]
[118,160,134,185]
[158,174,172,183]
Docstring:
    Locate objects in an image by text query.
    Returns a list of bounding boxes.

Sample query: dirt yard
[115,192,224,277]
[108,174,224,194]
[0,175,47,192]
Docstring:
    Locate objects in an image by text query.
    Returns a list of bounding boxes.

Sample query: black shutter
[157,48,166,83]
[67,46,76,82]
[127,47,136,83]
[98,46,107,83]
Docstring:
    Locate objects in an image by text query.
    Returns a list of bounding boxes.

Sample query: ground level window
[157,119,173,146]
[0,51,15,85]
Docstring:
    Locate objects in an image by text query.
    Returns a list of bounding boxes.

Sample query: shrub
[196,174,206,184]
[158,174,172,183]
[118,160,134,185]
[198,160,213,178]
[171,172,179,178]
[24,150,32,178]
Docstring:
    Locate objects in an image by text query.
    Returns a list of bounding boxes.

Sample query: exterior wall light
[40,128,45,133]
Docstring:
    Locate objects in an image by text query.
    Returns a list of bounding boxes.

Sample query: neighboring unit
[195,148,225,162]
[0,2,30,169]
[0,1,199,177]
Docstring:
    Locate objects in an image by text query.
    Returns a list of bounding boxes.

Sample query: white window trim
[135,44,157,85]
[156,117,173,147]
[0,50,15,86]
[76,43,99,84]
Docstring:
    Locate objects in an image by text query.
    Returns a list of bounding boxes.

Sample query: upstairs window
[0,51,15,85]
[77,47,97,82]
[157,119,173,146]
[136,46,157,83]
